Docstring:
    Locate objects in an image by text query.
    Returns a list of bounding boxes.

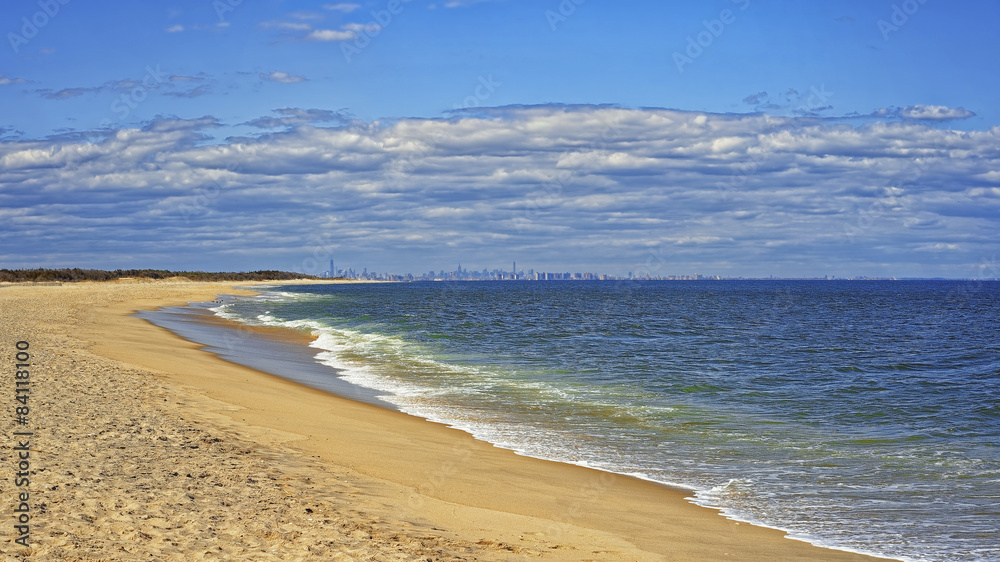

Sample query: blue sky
[1,0,999,278]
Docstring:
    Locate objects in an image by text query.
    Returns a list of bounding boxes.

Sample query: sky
[1,0,999,278]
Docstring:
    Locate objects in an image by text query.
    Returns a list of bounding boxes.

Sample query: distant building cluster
[320,260,729,282]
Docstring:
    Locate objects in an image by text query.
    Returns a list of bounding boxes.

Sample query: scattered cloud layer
[259,2,409,43]
[244,108,353,128]
[161,22,229,33]
[1,106,997,277]
[323,3,361,13]
[28,71,210,102]
[864,105,977,122]
[0,74,29,86]
[900,105,976,121]
[305,28,358,41]
[260,71,307,84]
[431,0,502,7]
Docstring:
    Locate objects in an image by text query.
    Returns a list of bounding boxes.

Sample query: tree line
[0,268,321,283]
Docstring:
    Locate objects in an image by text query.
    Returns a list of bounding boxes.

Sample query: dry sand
[0,280,890,560]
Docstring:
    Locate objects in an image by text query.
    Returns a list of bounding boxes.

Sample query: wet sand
[0,280,889,560]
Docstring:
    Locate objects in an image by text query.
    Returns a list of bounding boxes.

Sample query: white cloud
[162,22,230,33]
[244,108,352,129]
[867,105,976,122]
[442,0,500,7]
[261,21,313,31]
[260,8,392,43]
[1,106,997,276]
[915,243,960,252]
[0,74,28,86]
[288,10,324,21]
[259,71,307,84]
[342,22,380,33]
[323,3,361,12]
[900,105,975,121]
[36,87,96,99]
[305,29,357,41]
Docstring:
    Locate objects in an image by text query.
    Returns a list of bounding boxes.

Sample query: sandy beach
[0,280,889,560]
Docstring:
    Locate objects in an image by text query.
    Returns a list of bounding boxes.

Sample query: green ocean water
[209,280,1000,561]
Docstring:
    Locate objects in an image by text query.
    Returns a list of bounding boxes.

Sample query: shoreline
[136,299,396,410]
[1,281,891,560]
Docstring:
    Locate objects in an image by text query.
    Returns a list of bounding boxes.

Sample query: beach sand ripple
[0,285,501,560]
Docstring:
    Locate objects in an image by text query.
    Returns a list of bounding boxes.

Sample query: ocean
[144,280,1000,561]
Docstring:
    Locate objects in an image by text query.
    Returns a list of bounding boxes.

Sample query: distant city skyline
[319,259,989,282]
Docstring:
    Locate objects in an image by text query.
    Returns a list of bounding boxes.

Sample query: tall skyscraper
[330,259,335,277]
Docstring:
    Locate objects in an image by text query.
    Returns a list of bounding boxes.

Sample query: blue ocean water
[209,280,999,561]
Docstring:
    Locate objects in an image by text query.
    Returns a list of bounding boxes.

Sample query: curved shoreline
[187,285,902,561]
[2,280,892,560]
